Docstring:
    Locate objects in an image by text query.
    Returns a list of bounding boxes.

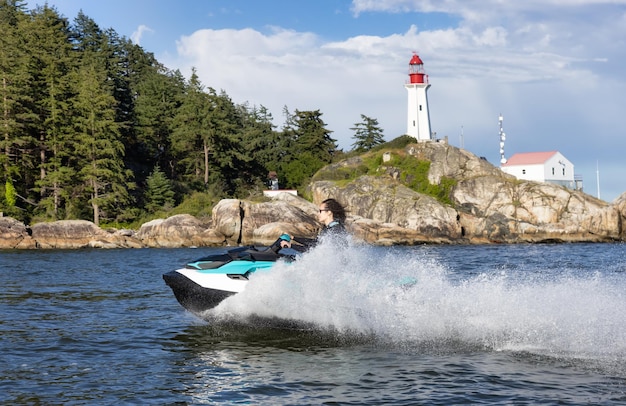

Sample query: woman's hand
[278,233,292,248]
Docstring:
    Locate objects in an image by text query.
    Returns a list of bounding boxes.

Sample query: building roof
[502,151,558,166]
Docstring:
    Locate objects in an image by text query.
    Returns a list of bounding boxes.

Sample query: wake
[207,240,626,363]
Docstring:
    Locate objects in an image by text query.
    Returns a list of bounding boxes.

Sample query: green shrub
[170,191,218,219]
[315,149,457,206]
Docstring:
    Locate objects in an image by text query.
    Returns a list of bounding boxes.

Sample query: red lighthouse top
[408,53,428,84]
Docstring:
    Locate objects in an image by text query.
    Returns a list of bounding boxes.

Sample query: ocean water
[1,242,625,405]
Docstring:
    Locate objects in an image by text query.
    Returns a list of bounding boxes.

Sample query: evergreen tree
[170,69,249,195]
[170,68,214,189]
[279,108,337,188]
[134,67,184,178]
[275,105,298,175]
[239,104,282,185]
[105,31,136,127]
[26,5,77,219]
[144,164,175,213]
[73,61,134,225]
[0,0,36,216]
[208,90,251,194]
[350,114,385,152]
[0,1,20,178]
[71,15,138,173]
[70,11,105,54]
[292,109,336,161]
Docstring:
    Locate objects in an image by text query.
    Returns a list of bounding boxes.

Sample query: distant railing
[547,177,583,191]
[574,174,584,191]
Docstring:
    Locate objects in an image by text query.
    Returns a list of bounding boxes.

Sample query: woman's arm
[290,236,318,252]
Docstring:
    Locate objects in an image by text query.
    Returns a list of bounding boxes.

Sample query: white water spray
[209,240,626,360]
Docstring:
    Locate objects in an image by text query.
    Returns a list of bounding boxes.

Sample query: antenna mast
[460,125,464,149]
[596,161,601,199]
[499,114,506,164]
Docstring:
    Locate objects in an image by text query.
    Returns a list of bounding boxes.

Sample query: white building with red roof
[501,151,581,190]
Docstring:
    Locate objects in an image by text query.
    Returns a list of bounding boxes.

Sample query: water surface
[1,242,625,404]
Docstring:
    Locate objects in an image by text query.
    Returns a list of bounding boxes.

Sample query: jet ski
[163,234,296,315]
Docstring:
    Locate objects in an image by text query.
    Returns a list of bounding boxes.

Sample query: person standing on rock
[277,198,348,253]
[267,171,279,190]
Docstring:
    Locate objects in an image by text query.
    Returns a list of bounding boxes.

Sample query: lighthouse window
[419,105,422,111]
[562,168,565,175]
[552,167,555,175]
[522,169,526,174]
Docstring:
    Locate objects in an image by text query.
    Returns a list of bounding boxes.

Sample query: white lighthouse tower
[405,53,432,141]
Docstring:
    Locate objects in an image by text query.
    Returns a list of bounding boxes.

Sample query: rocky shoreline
[2,143,625,249]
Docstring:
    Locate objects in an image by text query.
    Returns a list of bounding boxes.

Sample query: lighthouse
[405,53,432,141]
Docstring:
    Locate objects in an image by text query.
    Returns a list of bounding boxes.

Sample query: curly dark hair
[321,198,346,222]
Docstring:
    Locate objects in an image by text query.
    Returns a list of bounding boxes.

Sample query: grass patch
[315,148,457,206]
[364,153,456,205]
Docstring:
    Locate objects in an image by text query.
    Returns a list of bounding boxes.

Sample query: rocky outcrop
[212,197,321,245]
[136,214,223,248]
[307,142,624,244]
[454,181,621,242]
[308,176,461,243]
[0,193,324,249]
[0,219,145,249]
[0,217,35,249]
[1,142,625,248]
[31,220,144,249]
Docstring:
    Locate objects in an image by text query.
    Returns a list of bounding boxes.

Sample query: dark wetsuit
[289,220,346,253]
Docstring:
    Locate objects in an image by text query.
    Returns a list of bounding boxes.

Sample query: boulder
[613,191,626,240]
[349,216,453,245]
[212,196,320,246]
[0,216,35,249]
[136,214,221,247]
[30,220,108,249]
[211,199,242,245]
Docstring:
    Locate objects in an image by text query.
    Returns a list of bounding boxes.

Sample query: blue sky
[36,0,626,202]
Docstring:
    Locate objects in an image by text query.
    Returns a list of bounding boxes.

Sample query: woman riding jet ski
[163,198,349,316]
[276,198,347,252]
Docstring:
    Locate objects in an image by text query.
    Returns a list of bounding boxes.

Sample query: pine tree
[292,109,336,162]
[239,104,282,185]
[144,164,175,213]
[26,5,77,219]
[350,114,385,152]
[1,3,357,220]
[171,68,247,194]
[279,108,337,188]
[0,0,36,215]
[73,61,134,225]
[170,68,212,189]
[134,68,184,176]
[208,90,251,194]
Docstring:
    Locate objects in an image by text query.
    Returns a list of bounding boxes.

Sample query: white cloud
[131,24,154,45]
